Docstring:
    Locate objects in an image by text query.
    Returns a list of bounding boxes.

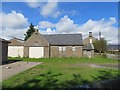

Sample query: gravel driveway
[0,61,42,81]
[72,63,118,69]
[90,63,118,69]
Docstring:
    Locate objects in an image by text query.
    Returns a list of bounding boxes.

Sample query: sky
[0,1,118,44]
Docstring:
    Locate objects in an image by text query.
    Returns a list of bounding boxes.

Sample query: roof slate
[13,37,24,44]
[0,38,10,43]
[43,34,83,46]
[83,43,94,50]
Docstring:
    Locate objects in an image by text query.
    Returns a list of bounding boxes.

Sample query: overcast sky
[0,1,118,44]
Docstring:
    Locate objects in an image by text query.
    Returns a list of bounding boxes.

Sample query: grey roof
[13,37,24,44]
[0,38,10,43]
[43,34,83,46]
[107,45,120,50]
[83,43,94,50]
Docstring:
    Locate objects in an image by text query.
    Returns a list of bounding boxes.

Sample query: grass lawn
[2,56,119,89]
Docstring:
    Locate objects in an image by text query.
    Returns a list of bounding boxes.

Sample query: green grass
[8,56,118,64]
[2,57,119,89]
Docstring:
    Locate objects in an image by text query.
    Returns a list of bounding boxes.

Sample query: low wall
[106,54,120,60]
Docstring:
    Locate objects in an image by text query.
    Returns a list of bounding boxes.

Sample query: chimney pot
[89,32,92,37]
[35,29,39,34]
[35,29,38,32]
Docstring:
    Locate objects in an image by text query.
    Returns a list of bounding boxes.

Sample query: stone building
[8,31,96,58]
[8,38,24,57]
[83,32,97,45]
[8,30,83,58]
[83,32,97,58]
[83,43,94,58]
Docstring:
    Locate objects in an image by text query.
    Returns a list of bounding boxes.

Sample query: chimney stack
[35,29,39,34]
[99,31,101,40]
[89,32,92,37]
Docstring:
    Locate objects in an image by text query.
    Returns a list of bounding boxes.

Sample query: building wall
[50,46,83,58]
[24,46,29,57]
[83,37,97,45]
[24,46,49,58]
[9,45,84,58]
[83,50,94,58]
[44,46,49,58]
[8,46,24,57]
[1,42,8,62]
[24,31,49,47]
[23,31,49,58]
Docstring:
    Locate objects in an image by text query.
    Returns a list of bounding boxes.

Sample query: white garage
[8,46,24,57]
[29,47,44,58]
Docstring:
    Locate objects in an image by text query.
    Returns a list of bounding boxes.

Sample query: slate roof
[43,34,83,46]
[107,45,120,50]
[8,37,24,46]
[0,38,10,43]
[83,43,94,50]
[13,37,24,44]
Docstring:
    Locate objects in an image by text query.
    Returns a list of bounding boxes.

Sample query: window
[59,47,66,52]
[59,47,62,52]
[63,47,66,51]
[90,39,92,43]
[72,47,76,51]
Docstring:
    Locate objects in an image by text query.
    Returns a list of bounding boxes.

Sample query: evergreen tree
[24,23,35,41]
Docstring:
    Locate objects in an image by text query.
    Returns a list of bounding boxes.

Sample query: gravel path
[72,63,118,69]
[0,61,42,81]
[90,64,118,69]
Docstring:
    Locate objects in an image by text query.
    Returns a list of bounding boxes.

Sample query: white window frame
[62,47,66,52]
[90,39,92,43]
[59,47,62,52]
[59,47,66,52]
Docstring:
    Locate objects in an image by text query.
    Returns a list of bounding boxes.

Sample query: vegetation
[24,23,35,41]
[2,57,119,89]
[93,38,107,53]
[8,56,118,64]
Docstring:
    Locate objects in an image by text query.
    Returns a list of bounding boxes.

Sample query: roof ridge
[43,34,82,36]
[13,37,24,41]
[0,38,10,42]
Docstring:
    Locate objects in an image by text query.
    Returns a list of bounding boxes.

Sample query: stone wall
[106,54,120,60]
[50,46,83,58]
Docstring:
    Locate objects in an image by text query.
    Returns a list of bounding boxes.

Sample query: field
[2,57,119,89]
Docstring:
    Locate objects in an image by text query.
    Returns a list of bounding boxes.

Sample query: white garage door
[29,47,44,58]
[8,46,24,57]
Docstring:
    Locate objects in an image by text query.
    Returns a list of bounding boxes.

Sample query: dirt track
[1,61,42,81]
